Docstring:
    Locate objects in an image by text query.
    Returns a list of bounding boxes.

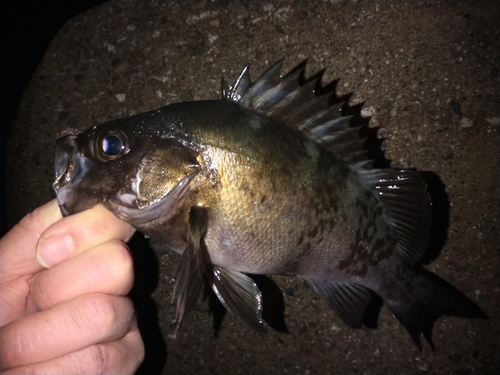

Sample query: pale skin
[0,200,144,374]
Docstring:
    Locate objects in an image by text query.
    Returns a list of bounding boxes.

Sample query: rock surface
[5,0,499,374]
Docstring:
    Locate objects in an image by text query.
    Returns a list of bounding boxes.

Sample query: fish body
[53,60,486,347]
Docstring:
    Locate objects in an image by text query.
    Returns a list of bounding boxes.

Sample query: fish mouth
[53,135,97,216]
[108,171,199,225]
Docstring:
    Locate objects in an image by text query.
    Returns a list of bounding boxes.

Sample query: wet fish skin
[53,60,487,348]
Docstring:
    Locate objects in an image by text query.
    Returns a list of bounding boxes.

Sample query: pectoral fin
[206,266,265,333]
[300,277,371,328]
[171,206,208,337]
[170,206,264,336]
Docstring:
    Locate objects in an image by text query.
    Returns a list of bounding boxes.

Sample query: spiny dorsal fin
[222,60,357,158]
[221,60,431,265]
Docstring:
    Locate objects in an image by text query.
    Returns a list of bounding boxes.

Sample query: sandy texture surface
[5,1,499,374]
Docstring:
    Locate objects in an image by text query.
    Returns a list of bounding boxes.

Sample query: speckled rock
[5,1,499,374]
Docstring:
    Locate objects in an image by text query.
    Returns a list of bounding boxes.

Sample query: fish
[53,59,487,348]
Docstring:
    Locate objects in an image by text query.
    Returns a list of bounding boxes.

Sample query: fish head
[53,120,201,225]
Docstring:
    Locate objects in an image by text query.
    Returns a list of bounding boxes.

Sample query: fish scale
[53,59,487,348]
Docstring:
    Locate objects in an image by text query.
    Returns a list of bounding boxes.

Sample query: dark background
[1,0,107,235]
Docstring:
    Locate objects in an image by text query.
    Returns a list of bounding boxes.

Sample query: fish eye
[96,129,131,161]
[102,135,124,156]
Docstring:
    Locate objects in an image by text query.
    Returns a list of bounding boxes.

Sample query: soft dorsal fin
[358,168,431,265]
[221,60,431,265]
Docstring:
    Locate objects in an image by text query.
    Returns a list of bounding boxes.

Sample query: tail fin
[384,267,488,350]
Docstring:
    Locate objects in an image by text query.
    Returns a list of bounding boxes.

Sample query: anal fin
[300,277,371,328]
[206,266,265,333]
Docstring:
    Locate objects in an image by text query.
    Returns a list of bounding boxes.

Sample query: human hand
[0,200,144,374]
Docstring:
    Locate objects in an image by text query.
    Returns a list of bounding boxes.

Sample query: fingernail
[37,235,75,268]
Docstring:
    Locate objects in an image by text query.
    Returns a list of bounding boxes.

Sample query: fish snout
[53,135,97,216]
[53,136,77,191]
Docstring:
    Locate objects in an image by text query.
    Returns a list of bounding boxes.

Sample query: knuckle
[106,333,145,375]
[85,344,108,374]
[109,240,133,270]
[72,294,119,338]
[133,334,146,370]
[85,240,133,293]
[85,339,140,375]
[0,326,25,368]
[110,241,134,284]
[74,318,141,375]
[29,270,57,309]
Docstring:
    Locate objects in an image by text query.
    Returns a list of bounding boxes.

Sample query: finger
[0,200,62,325]
[36,204,135,268]
[29,240,134,312]
[2,324,144,375]
[0,200,61,279]
[0,294,135,370]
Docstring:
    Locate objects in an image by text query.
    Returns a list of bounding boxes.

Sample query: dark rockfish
[53,60,486,348]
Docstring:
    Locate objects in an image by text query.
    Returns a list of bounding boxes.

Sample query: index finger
[36,204,135,268]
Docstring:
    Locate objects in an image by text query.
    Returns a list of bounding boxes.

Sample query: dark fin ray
[170,206,208,338]
[309,116,350,140]
[222,63,252,102]
[252,275,288,333]
[283,93,332,129]
[304,102,346,134]
[239,59,284,109]
[268,78,320,124]
[316,125,373,167]
[359,169,431,265]
[384,267,489,350]
[418,172,449,264]
[206,266,265,333]
[204,279,227,338]
[263,68,304,113]
[299,277,371,329]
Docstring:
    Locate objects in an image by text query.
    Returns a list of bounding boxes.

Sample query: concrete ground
[5,0,499,374]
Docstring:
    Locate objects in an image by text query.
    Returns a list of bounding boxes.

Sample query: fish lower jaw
[55,185,98,216]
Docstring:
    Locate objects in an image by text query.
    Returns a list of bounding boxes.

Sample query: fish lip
[53,136,78,216]
[53,136,77,191]
[53,135,97,215]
